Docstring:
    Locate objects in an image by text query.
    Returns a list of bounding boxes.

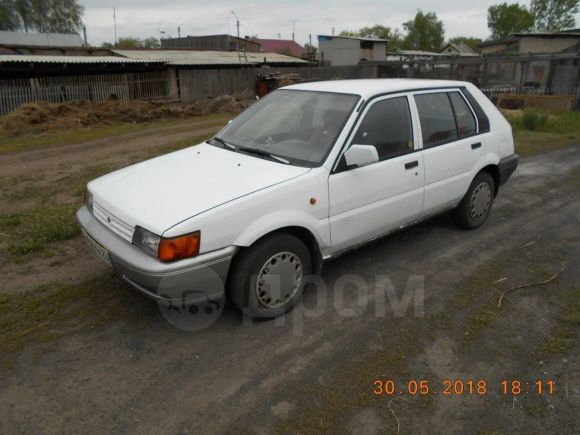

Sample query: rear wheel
[229,233,312,318]
[452,172,495,229]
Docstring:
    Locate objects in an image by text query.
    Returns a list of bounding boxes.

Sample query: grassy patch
[505,111,580,157]
[536,288,580,358]
[0,203,80,257]
[0,275,154,370]
[524,404,544,417]
[275,322,434,433]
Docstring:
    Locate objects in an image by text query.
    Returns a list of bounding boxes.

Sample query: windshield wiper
[237,147,290,165]
[210,136,236,151]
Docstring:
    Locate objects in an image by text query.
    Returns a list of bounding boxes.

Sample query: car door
[328,94,425,252]
[413,90,482,216]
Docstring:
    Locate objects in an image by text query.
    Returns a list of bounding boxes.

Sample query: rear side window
[461,87,490,133]
[414,93,458,148]
[352,97,414,161]
[449,92,477,137]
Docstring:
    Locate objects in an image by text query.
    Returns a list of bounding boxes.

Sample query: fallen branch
[497,274,558,309]
[388,398,400,435]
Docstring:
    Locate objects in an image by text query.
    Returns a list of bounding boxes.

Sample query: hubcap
[469,182,492,221]
[255,251,303,309]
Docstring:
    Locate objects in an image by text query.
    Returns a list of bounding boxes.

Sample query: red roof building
[254,39,303,58]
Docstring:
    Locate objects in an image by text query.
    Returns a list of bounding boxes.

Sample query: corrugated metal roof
[0,55,164,64]
[0,31,84,47]
[112,49,308,65]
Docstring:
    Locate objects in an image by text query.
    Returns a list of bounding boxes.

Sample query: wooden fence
[177,65,365,102]
[0,71,170,115]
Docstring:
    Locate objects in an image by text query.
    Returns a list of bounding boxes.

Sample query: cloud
[78,0,577,46]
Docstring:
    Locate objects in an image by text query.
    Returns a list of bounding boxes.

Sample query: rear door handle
[405,161,419,170]
[471,142,482,149]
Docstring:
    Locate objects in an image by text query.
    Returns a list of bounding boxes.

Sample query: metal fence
[0,71,170,115]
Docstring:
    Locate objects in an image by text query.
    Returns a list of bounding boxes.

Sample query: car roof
[284,78,470,99]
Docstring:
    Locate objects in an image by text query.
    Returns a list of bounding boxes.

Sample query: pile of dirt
[0,96,254,137]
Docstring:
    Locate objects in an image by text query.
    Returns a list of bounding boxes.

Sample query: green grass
[0,203,80,257]
[0,276,154,370]
[524,404,545,417]
[536,288,580,358]
[505,111,580,157]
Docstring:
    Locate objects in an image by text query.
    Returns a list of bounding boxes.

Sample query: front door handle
[471,142,482,149]
[405,161,419,170]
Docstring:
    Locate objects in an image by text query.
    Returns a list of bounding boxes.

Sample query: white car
[77,79,518,318]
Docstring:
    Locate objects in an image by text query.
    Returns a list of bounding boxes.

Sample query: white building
[318,35,387,66]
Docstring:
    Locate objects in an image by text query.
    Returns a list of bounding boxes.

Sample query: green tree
[141,37,160,48]
[7,0,83,33]
[304,42,317,54]
[530,0,578,31]
[487,3,535,40]
[107,37,160,49]
[402,10,445,51]
[448,36,483,51]
[0,0,20,30]
[116,37,142,49]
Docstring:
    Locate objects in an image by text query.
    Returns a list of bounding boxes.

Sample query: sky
[78,0,580,47]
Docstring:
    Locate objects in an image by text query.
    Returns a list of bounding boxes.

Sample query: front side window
[351,96,414,161]
[449,92,477,137]
[414,93,458,148]
[214,90,359,166]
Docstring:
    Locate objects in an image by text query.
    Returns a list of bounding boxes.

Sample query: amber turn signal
[158,231,200,262]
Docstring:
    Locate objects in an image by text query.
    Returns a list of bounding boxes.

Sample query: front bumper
[77,206,236,305]
[498,154,519,186]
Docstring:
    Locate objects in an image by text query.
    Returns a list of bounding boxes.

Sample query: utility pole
[290,19,299,41]
[83,25,87,46]
[231,10,240,50]
[177,26,181,38]
[113,7,117,47]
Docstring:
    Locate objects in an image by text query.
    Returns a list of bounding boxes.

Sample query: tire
[229,233,312,319]
[452,172,495,230]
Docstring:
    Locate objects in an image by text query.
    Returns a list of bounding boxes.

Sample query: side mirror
[344,144,379,168]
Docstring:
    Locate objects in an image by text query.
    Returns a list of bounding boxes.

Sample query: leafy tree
[338,30,358,37]
[448,36,483,51]
[103,36,160,49]
[5,0,83,33]
[116,37,142,49]
[0,0,20,30]
[530,0,578,31]
[487,3,535,40]
[141,37,160,48]
[303,42,317,54]
[402,10,445,51]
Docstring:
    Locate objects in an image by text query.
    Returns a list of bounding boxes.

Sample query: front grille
[93,201,134,243]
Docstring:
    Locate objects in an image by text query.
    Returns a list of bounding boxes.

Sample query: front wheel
[229,233,312,318]
[452,172,495,229]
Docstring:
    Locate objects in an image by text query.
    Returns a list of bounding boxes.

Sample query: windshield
[213,90,360,166]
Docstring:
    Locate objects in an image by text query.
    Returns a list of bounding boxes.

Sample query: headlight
[133,227,200,262]
[132,226,161,258]
[84,188,94,214]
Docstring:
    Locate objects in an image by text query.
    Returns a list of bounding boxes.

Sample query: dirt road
[1,146,579,434]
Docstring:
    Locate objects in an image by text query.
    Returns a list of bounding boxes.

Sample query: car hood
[89,143,310,235]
